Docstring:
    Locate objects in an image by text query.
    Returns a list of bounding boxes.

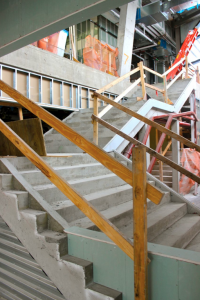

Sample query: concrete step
[151,215,200,248]
[19,210,48,233]
[152,170,172,176]
[69,191,171,233]
[186,232,200,252]
[119,203,187,239]
[33,174,126,205]
[19,163,111,186]
[3,154,97,172]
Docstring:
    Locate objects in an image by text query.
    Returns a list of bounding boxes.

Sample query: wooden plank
[98,77,143,119]
[93,91,200,153]
[18,107,23,120]
[133,146,148,300]
[145,83,164,94]
[0,119,134,260]
[162,57,185,77]
[92,115,200,184]
[96,67,140,94]
[138,62,146,99]
[0,118,46,156]
[143,66,163,78]
[0,79,164,204]
[93,96,98,145]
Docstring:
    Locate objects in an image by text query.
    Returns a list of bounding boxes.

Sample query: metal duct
[136,1,169,26]
[135,27,157,45]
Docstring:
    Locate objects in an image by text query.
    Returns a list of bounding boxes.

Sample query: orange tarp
[83,35,119,77]
[179,148,200,195]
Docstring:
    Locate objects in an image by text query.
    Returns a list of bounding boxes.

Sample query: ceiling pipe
[151,24,176,48]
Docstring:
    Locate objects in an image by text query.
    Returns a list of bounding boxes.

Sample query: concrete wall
[0,45,132,95]
[67,226,200,300]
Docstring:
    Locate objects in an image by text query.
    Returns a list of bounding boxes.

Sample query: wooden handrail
[0,119,134,260]
[96,67,140,94]
[93,91,200,152]
[98,77,144,119]
[166,69,184,90]
[162,57,185,77]
[92,115,200,184]
[145,83,164,94]
[0,79,164,205]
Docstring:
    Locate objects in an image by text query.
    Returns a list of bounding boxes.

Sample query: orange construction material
[38,32,59,54]
[167,28,198,80]
[179,148,200,195]
[83,35,119,77]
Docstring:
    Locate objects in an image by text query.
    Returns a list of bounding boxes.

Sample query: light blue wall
[67,227,200,300]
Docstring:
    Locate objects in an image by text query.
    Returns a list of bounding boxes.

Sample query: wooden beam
[0,79,164,205]
[98,77,143,119]
[138,62,146,100]
[163,140,172,156]
[93,91,200,153]
[145,83,164,94]
[92,115,200,184]
[93,96,98,145]
[96,67,140,94]
[0,119,134,260]
[133,146,148,300]
[143,66,163,78]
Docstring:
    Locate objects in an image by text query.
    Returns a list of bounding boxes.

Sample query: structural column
[172,120,180,192]
[117,1,138,76]
[175,27,181,56]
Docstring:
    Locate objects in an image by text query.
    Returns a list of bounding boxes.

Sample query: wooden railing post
[163,75,168,103]
[133,145,148,300]
[185,56,189,79]
[93,96,98,145]
[138,61,146,100]
[18,107,23,120]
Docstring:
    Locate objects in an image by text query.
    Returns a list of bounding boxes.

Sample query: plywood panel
[2,68,13,97]
[42,78,50,104]
[81,88,88,109]
[0,118,46,156]
[53,80,60,106]
[17,71,27,97]
[30,75,39,102]
[63,83,70,107]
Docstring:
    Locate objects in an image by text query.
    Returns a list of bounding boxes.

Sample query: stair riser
[173,220,200,249]
[0,175,13,190]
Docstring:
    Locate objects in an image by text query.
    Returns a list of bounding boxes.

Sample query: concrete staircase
[0,78,198,299]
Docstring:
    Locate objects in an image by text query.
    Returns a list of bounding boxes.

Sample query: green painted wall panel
[67,227,200,300]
